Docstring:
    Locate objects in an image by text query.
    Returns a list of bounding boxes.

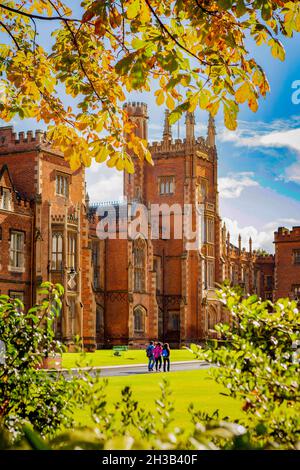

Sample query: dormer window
[0,188,12,211]
[56,174,69,197]
[159,176,175,195]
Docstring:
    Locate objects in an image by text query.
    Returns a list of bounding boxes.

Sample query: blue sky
[1,8,300,252]
[87,34,300,252]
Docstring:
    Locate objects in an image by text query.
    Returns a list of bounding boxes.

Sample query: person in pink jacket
[153,342,163,371]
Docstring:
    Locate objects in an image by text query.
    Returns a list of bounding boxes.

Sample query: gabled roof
[0,164,15,191]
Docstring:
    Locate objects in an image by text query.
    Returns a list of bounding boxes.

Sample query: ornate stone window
[207,217,214,244]
[158,176,175,195]
[133,238,146,292]
[67,232,76,270]
[52,232,63,270]
[56,173,69,197]
[207,260,215,288]
[133,305,146,334]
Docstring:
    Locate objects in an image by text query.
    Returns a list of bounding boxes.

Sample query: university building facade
[0,102,299,349]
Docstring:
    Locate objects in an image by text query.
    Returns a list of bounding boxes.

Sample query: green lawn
[73,369,244,431]
[62,348,196,369]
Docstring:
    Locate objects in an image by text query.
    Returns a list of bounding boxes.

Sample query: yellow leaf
[166,94,175,111]
[235,82,251,104]
[155,89,165,106]
[248,96,258,113]
[269,39,285,61]
[126,0,140,20]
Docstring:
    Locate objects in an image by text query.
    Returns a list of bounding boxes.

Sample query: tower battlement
[275,226,300,241]
[0,126,47,150]
[149,136,212,156]
[123,101,148,117]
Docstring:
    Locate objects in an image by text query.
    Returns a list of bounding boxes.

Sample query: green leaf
[218,0,233,10]
[115,53,136,76]
[23,425,50,450]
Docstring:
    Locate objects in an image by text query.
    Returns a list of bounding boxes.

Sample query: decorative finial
[185,111,195,142]
[163,109,172,142]
[238,234,242,252]
[207,113,216,147]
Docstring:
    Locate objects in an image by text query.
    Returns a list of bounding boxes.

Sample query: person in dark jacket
[146,341,155,371]
[162,343,171,372]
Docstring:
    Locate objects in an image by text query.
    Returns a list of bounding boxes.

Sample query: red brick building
[274,226,300,302]
[0,104,298,349]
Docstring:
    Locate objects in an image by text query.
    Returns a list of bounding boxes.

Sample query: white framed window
[10,231,25,270]
[159,176,175,195]
[52,232,63,270]
[56,174,69,197]
[0,188,12,211]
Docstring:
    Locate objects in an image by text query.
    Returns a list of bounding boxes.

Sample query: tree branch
[194,0,218,17]
[0,3,81,22]
[144,0,209,66]
[0,20,21,49]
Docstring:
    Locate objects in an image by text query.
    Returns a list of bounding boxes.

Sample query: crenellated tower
[123,102,148,202]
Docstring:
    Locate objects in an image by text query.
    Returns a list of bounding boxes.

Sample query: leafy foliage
[0,1,300,171]
[0,379,284,450]
[192,285,300,447]
[1,281,299,449]
[0,282,82,438]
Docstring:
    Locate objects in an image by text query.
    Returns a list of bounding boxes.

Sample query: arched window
[134,305,146,334]
[133,238,146,292]
[208,307,217,331]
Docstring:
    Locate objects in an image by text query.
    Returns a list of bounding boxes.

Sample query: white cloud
[223,216,300,253]
[86,165,123,202]
[218,117,300,183]
[220,126,300,157]
[219,172,259,199]
[222,217,273,252]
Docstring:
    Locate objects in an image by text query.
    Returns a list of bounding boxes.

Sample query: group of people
[146,341,171,372]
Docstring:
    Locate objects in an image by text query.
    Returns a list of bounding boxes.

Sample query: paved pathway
[62,360,211,377]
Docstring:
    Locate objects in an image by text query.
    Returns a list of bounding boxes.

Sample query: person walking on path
[146,340,155,371]
[153,342,163,371]
[162,343,171,372]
